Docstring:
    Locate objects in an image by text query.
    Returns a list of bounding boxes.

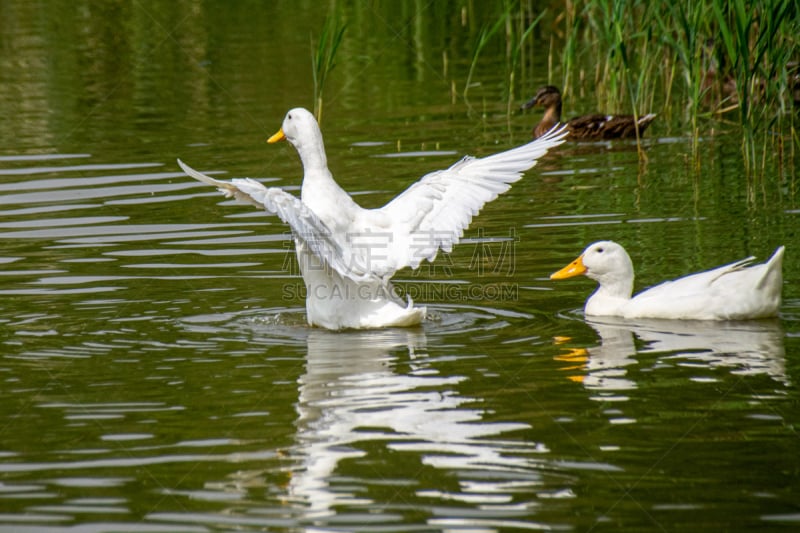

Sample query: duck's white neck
[288,125,360,224]
[290,127,339,207]
[293,129,329,174]
[585,270,634,316]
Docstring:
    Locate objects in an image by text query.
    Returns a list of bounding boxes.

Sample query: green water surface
[0,2,798,531]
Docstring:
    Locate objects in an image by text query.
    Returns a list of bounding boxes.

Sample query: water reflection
[556,317,788,394]
[555,321,638,393]
[290,327,542,525]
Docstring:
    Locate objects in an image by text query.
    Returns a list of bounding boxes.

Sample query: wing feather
[178,159,380,283]
[178,125,566,282]
[380,125,567,268]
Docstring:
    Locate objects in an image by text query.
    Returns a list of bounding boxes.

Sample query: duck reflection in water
[288,328,545,520]
[555,317,788,395]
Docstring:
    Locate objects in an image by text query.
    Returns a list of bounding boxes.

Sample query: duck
[550,240,784,320]
[179,108,567,330]
[521,86,656,140]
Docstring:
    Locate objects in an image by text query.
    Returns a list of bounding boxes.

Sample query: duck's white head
[551,240,634,297]
[267,108,327,170]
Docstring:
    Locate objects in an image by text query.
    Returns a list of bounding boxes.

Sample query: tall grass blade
[464,8,509,105]
[312,15,347,125]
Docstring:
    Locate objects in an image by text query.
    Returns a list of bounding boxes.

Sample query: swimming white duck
[550,240,784,320]
[179,108,566,330]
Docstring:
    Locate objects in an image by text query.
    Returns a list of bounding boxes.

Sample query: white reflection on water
[555,321,639,393]
[556,317,788,394]
[288,327,543,521]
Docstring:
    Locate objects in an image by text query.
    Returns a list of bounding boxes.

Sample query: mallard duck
[550,240,784,320]
[521,86,656,140]
[179,108,567,330]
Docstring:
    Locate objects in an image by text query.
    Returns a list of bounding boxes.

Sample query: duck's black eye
[287,113,292,120]
[596,247,604,253]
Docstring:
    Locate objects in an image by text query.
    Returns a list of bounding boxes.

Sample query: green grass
[504,2,546,130]
[468,0,798,174]
[311,14,347,125]
[463,5,510,107]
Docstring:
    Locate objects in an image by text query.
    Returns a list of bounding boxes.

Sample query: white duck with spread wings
[179,108,566,329]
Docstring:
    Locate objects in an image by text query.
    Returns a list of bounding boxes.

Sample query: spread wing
[377,125,567,270]
[178,125,566,283]
[178,159,381,283]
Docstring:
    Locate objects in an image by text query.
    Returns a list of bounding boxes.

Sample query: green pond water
[0,2,798,532]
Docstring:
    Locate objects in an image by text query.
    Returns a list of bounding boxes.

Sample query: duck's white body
[551,240,784,320]
[294,240,422,329]
[179,108,566,329]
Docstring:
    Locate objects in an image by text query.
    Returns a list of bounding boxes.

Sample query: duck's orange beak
[550,255,587,280]
[267,128,286,144]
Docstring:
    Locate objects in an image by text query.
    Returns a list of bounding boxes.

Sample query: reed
[547,0,797,173]
[311,14,347,125]
[559,1,580,93]
[463,7,509,106]
[504,3,545,128]
[655,1,712,155]
[580,0,657,156]
[457,0,796,173]
[712,0,796,172]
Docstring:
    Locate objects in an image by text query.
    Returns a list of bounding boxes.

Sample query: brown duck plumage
[522,86,656,140]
